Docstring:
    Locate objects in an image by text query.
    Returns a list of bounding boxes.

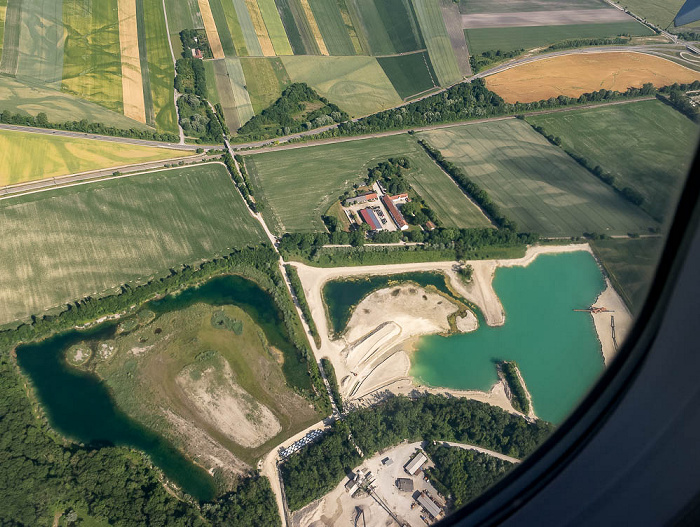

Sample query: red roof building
[381,195,408,230]
[359,208,383,230]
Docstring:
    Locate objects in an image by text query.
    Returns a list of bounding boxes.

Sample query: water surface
[411,252,606,424]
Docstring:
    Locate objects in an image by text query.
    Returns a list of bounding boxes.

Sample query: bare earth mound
[485,52,700,103]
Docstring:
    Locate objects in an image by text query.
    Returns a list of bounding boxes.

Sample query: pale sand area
[198,0,226,59]
[593,277,633,365]
[291,243,633,414]
[117,0,146,123]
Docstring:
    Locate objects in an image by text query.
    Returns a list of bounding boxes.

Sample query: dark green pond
[15,275,302,502]
[322,272,462,335]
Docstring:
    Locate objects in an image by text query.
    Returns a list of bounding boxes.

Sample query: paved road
[0,154,211,199]
[0,123,208,151]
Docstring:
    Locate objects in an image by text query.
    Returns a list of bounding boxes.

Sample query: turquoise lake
[410,251,607,424]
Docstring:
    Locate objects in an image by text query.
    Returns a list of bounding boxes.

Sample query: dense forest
[175,58,207,98]
[423,443,513,511]
[281,394,554,510]
[235,83,348,141]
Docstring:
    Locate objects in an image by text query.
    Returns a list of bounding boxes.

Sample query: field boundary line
[0,156,214,201]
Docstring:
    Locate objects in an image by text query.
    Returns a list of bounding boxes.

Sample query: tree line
[281,394,554,510]
[320,357,344,413]
[500,361,530,415]
[0,110,179,143]
[175,58,207,99]
[222,153,257,212]
[469,49,524,73]
[285,264,321,348]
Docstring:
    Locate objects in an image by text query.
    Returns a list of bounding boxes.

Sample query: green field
[209,0,238,56]
[377,51,437,99]
[609,0,686,28]
[0,163,266,326]
[244,133,491,233]
[144,0,179,134]
[411,0,461,86]
[465,21,654,56]
[417,120,659,237]
[274,0,308,54]
[0,0,5,61]
[0,129,189,185]
[203,60,221,105]
[164,0,204,45]
[0,75,150,129]
[308,0,356,55]
[16,0,64,85]
[592,237,665,314]
[281,55,401,117]
[258,0,294,54]
[225,57,255,124]
[62,0,123,113]
[240,57,291,113]
[135,0,155,125]
[215,0,249,56]
[460,0,608,14]
[211,58,241,127]
[526,100,699,223]
[231,0,264,55]
[0,0,20,75]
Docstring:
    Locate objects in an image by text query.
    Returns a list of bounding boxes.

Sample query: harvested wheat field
[486,52,700,103]
[118,0,146,123]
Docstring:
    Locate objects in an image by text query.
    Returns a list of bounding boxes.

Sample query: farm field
[0,163,266,326]
[412,0,462,86]
[592,237,665,315]
[225,57,255,124]
[143,0,179,134]
[62,0,124,113]
[0,76,151,129]
[308,0,355,56]
[280,55,402,117]
[244,133,491,233]
[0,129,190,185]
[485,52,700,103]
[460,0,610,14]
[257,0,293,55]
[16,0,64,85]
[274,0,311,54]
[208,0,238,57]
[211,58,241,128]
[610,0,686,28]
[0,0,21,75]
[0,0,5,61]
[243,0,275,56]
[240,57,291,113]
[199,0,226,58]
[416,119,659,237]
[377,52,437,99]
[118,0,147,123]
[164,0,204,44]
[347,0,424,55]
[526,100,699,223]
[231,0,265,56]
[299,0,329,54]
[465,21,654,56]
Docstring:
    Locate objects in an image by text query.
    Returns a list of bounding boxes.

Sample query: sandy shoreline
[291,243,633,416]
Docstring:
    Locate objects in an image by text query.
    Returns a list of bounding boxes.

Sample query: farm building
[404,452,428,475]
[396,478,414,492]
[388,193,409,203]
[425,221,436,231]
[381,195,408,230]
[417,492,442,519]
[345,192,378,205]
[359,208,383,231]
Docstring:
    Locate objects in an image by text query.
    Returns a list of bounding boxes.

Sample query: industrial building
[345,192,378,206]
[359,208,383,231]
[395,478,414,492]
[381,195,409,230]
[404,452,427,475]
[417,492,442,519]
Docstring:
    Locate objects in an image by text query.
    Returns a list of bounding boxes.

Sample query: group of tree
[320,358,344,413]
[178,94,224,143]
[222,153,257,211]
[659,83,700,123]
[0,110,179,143]
[500,361,530,415]
[545,35,630,51]
[180,29,213,59]
[175,58,207,98]
[235,83,348,141]
[0,350,281,525]
[423,442,513,511]
[285,265,321,348]
[418,139,516,230]
[469,49,524,73]
[281,394,554,510]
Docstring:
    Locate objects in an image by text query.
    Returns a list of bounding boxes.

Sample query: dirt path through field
[118,0,147,123]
